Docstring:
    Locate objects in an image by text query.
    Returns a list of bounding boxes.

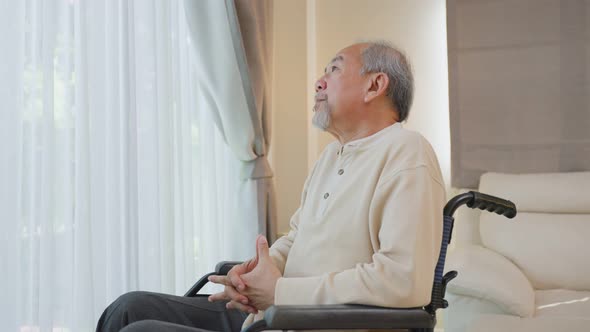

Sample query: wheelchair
[184,191,517,332]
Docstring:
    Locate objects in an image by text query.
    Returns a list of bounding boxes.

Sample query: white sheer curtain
[0,1,252,331]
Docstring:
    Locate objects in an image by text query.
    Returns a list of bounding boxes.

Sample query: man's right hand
[207,259,259,314]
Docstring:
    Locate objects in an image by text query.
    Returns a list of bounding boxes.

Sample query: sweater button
[338,169,344,175]
[323,193,329,199]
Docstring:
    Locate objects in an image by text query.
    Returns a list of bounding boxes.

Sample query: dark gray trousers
[96,291,248,332]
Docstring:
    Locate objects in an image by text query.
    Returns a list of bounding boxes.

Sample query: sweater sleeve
[269,160,316,273]
[273,166,445,308]
[268,207,300,274]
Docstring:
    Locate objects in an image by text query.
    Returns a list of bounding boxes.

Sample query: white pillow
[446,245,535,317]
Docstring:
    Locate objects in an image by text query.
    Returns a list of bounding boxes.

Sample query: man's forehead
[326,45,364,65]
[323,45,364,72]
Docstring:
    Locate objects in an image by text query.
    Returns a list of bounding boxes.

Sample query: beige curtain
[447,0,590,188]
[183,0,277,249]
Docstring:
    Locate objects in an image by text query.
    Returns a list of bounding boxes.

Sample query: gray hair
[359,41,414,122]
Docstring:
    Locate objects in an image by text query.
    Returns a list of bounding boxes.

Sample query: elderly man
[96,41,445,332]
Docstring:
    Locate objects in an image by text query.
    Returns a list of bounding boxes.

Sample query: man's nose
[315,78,326,93]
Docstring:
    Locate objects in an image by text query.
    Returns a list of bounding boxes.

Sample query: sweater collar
[337,122,401,156]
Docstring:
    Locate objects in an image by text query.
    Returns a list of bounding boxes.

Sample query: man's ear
[364,73,389,103]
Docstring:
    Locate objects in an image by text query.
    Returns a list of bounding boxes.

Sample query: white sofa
[444,172,590,332]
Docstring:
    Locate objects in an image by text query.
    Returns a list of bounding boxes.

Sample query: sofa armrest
[445,245,535,317]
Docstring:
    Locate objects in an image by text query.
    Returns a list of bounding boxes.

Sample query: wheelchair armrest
[215,261,243,275]
[243,304,435,331]
[184,261,244,297]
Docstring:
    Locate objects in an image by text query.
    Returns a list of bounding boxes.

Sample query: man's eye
[331,66,338,72]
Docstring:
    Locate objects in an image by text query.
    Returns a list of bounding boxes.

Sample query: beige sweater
[243,123,445,327]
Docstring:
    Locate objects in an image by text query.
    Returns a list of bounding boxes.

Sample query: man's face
[313,45,366,131]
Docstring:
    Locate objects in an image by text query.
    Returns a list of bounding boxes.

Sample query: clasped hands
[207,235,282,314]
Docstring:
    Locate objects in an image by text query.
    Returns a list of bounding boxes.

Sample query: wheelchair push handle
[468,191,517,218]
[444,191,517,219]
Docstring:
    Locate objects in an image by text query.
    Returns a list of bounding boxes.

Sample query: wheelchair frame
[185,191,517,332]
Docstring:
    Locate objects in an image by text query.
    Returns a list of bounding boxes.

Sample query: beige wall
[271,0,450,235]
[270,1,309,234]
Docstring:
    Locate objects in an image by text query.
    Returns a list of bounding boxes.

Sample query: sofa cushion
[479,172,590,214]
[478,172,590,290]
[535,289,590,318]
[467,314,590,332]
[446,245,535,317]
[444,293,507,332]
[480,212,590,290]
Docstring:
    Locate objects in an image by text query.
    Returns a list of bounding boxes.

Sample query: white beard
[312,101,331,131]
